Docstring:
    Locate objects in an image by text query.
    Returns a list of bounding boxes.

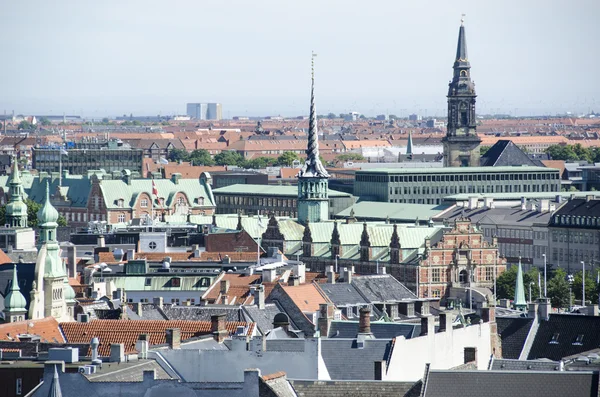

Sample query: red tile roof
[0,317,65,343]
[281,283,328,313]
[203,273,262,304]
[60,319,255,356]
[0,249,12,265]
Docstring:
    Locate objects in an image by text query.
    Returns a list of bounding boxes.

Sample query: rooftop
[356,166,556,175]
[213,183,351,197]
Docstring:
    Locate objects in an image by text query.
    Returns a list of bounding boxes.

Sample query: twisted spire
[300,52,329,179]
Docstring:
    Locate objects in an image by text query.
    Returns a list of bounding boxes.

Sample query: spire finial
[461,13,465,25]
[311,51,317,81]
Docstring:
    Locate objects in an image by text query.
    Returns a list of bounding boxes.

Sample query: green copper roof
[37,180,59,225]
[99,178,214,210]
[63,278,76,301]
[513,259,527,310]
[357,166,557,175]
[4,265,27,312]
[213,184,351,197]
[336,202,450,222]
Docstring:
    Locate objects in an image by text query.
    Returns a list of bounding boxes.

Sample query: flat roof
[213,184,352,197]
[335,201,451,221]
[356,166,557,174]
[444,191,595,201]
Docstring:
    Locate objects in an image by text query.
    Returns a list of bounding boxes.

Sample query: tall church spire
[297,53,330,224]
[442,17,481,167]
[6,158,28,228]
[3,265,27,322]
[513,257,527,311]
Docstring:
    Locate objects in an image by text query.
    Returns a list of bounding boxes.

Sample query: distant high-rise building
[186,103,222,120]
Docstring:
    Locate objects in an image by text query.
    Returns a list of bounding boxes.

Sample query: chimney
[540,199,550,213]
[528,302,538,319]
[253,285,265,310]
[126,249,135,261]
[398,301,415,317]
[67,246,77,278]
[343,266,353,284]
[586,305,599,316]
[143,370,156,383]
[293,263,306,284]
[537,298,551,321]
[555,194,562,203]
[97,235,105,248]
[263,269,276,283]
[211,314,228,343]
[358,307,372,334]
[586,195,594,202]
[153,297,163,309]
[438,312,453,332]
[484,197,494,209]
[481,306,496,323]
[133,302,143,317]
[90,337,101,364]
[136,334,149,359]
[165,328,181,349]
[326,265,335,284]
[288,275,300,286]
[468,196,478,210]
[220,279,230,294]
[318,303,334,337]
[420,315,434,336]
[109,344,125,363]
[464,347,477,364]
[520,197,526,211]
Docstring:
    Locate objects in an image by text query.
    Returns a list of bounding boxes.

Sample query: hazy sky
[1,0,599,118]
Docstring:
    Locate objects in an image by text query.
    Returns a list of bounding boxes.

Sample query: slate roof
[351,275,417,303]
[442,205,553,228]
[496,317,534,359]
[335,201,450,222]
[242,303,298,336]
[481,140,544,167]
[328,321,419,339]
[528,314,600,361]
[290,379,418,397]
[423,370,599,397]
[489,358,562,371]
[316,283,368,307]
[320,339,393,380]
[161,305,242,322]
[552,198,600,218]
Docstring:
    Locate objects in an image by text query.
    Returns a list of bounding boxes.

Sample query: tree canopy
[214,151,245,166]
[546,144,600,163]
[276,151,301,167]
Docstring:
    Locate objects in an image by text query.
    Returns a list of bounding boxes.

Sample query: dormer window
[549,333,560,344]
[198,197,205,206]
[177,197,185,206]
[141,199,148,208]
[171,277,181,288]
[573,334,584,346]
[117,199,124,208]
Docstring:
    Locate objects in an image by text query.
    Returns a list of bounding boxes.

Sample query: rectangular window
[145,278,151,286]
[16,378,22,396]
[431,268,441,283]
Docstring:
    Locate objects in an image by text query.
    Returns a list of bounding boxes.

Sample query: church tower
[29,181,73,322]
[442,18,481,167]
[297,54,330,224]
[5,159,28,228]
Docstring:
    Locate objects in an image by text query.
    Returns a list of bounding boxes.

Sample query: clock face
[148,241,157,251]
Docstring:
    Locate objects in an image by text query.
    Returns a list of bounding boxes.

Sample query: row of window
[216,195,297,207]
[357,172,558,183]
[389,183,557,197]
[552,230,600,244]
[552,248,598,263]
[429,266,495,283]
[553,215,600,227]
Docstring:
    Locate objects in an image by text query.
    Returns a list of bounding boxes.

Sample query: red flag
[152,180,158,197]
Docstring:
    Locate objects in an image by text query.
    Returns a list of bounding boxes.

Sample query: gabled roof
[0,317,65,343]
[320,339,393,380]
[351,274,417,303]
[315,282,368,307]
[280,283,328,313]
[528,314,600,361]
[60,319,255,356]
[481,140,544,167]
[496,317,534,359]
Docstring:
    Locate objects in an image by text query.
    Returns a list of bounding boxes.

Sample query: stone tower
[3,265,27,323]
[442,18,481,167]
[29,180,75,322]
[297,55,330,224]
[5,159,28,228]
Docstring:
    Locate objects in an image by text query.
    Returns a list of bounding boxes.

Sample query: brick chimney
[318,303,334,337]
[211,314,228,343]
[358,307,372,335]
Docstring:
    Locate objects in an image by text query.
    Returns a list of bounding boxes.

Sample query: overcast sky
[1,0,598,118]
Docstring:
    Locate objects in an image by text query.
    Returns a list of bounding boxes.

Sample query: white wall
[386,321,492,381]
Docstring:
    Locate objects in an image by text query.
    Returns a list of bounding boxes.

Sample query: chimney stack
[318,303,334,337]
[165,328,181,349]
[253,285,265,310]
[109,343,125,363]
[220,279,230,294]
[263,268,276,283]
[97,235,105,248]
[67,246,77,278]
[358,306,372,335]
[326,265,335,284]
[343,266,353,284]
[211,314,228,343]
[153,297,163,309]
[520,197,526,211]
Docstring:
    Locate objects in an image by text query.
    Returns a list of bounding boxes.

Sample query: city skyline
[1,0,598,118]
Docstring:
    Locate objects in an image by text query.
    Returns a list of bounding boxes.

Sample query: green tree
[547,268,571,309]
[188,149,215,166]
[327,113,336,119]
[18,120,35,130]
[214,151,245,166]
[39,117,51,126]
[167,149,190,163]
[496,266,541,301]
[276,151,300,167]
[336,153,365,162]
[572,270,598,304]
[0,199,66,228]
[243,157,273,169]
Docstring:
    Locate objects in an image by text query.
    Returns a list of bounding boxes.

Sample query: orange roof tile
[60,319,255,356]
[281,283,328,313]
[203,273,262,303]
[0,249,12,265]
[0,317,65,343]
